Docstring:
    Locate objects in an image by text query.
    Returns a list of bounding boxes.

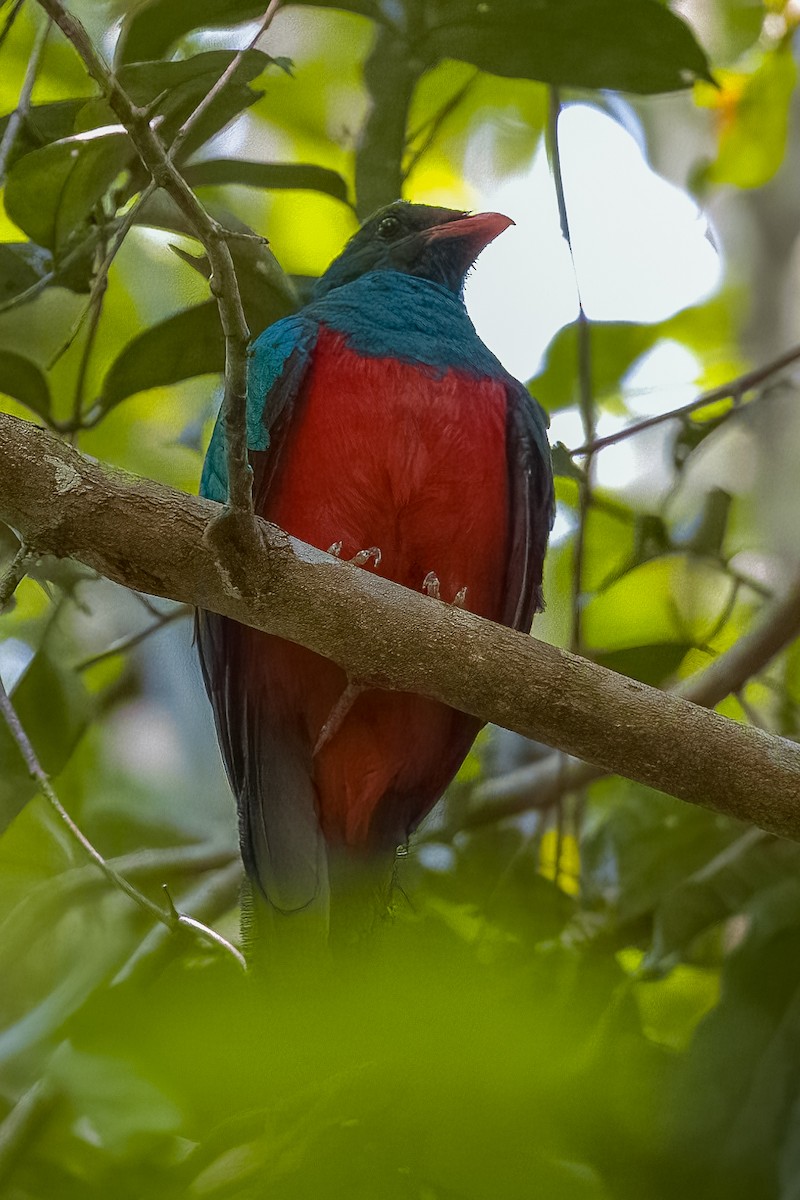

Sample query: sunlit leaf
[696,46,797,189]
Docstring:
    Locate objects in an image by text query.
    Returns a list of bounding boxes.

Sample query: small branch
[0,670,245,970]
[570,342,800,457]
[75,602,191,671]
[36,0,254,520]
[168,0,283,163]
[0,16,50,187]
[0,542,31,611]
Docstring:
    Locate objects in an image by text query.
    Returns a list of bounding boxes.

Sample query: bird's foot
[422,571,441,600]
[327,542,382,569]
[423,572,468,608]
[313,680,367,756]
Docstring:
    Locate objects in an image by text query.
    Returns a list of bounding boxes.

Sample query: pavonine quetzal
[197,200,554,928]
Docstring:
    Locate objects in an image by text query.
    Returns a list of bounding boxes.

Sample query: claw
[453,587,468,608]
[351,546,382,569]
[423,571,441,600]
[327,541,343,557]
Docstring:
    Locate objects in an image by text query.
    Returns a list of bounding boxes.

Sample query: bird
[197,200,554,944]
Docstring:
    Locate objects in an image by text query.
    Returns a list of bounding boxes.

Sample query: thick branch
[2,412,800,840]
[463,569,800,829]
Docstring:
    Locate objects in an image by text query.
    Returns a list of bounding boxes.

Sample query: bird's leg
[313,680,367,756]
[423,572,468,607]
[327,542,382,569]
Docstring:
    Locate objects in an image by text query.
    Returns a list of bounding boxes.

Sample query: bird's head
[314,201,513,299]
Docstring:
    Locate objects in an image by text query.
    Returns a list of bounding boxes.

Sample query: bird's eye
[377,214,402,240]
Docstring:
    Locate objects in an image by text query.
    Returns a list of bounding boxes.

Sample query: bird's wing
[197,315,328,918]
[502,381,555,632]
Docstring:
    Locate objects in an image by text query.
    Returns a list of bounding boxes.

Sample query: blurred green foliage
[1,0,800,1196]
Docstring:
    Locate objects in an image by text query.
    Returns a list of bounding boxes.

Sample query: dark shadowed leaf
[648,830,800,970]
[0,650,91,835]
[423,0,713,92]
[0,242,52,305]
[0,351,51,418]
[99,303,224,413]
[664,880,800,1200]
[0,99,84,171]
[4,130,132,251]
[75,51,272,167]
[183,158,351,205]
[117,0,378,63]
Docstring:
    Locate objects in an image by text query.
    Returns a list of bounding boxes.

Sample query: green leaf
[697,47,797,190]
[0,99,84,171]
[0,650,91,835]
[0,350,52,418]
[134,188,300,331]
[48,1045,182,1158]
[648,830,800,970]
[0,242,52,305]
[182,158,351,205]
[550,441,586,482]
[117,0,268,64]
[99,303,224,413]
[423,0,714,93]
[529,320,662,412]
[664,879,800,1198]
[4,130,132,251]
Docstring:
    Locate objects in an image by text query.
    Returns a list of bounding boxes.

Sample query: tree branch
[35,0,254,520]
[0,16,50,187]
[462,569,800,830]
[569,341,800,457]
[2,411,800,841]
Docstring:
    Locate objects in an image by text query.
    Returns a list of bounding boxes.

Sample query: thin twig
[75,603,191,671]
[169,0,283,163]
[0,542,31,610]
[36,0,254,520]
[570,342,800,457]
[0,673,245,970]
[0,16,50,187]
[48,181,156,371]
[546,88,594,868]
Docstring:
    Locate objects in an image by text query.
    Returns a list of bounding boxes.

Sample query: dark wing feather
[197,317,328,915]
[502,380,555,632]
